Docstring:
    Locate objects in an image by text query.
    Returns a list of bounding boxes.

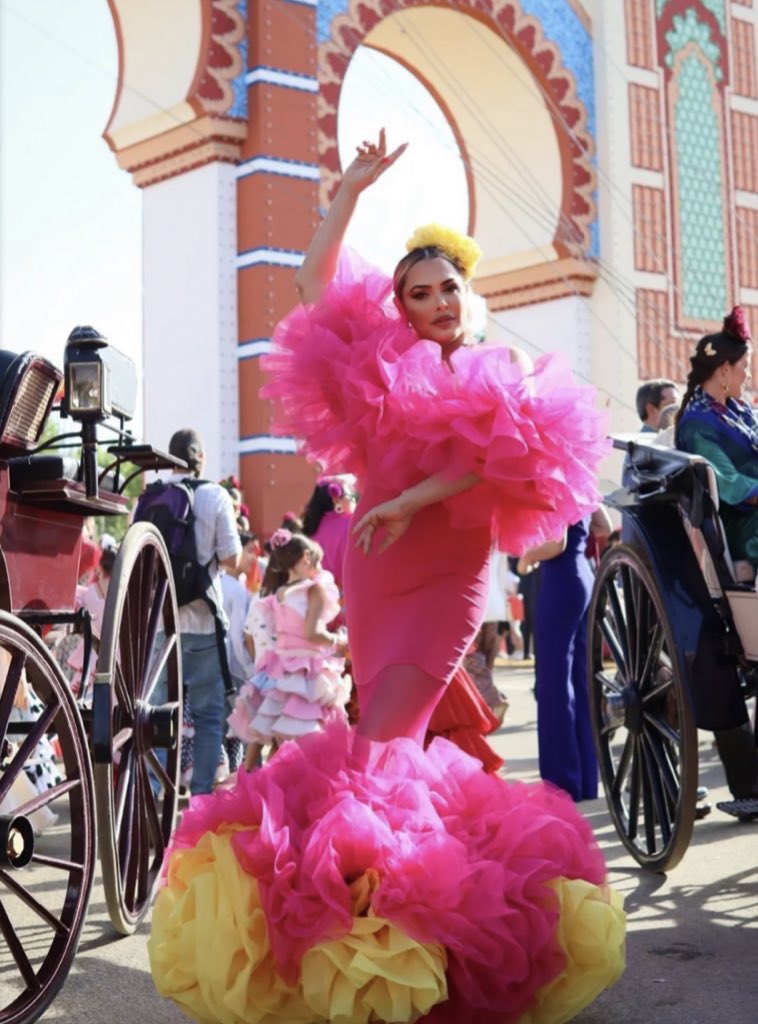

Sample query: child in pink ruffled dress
[227,529,350,766]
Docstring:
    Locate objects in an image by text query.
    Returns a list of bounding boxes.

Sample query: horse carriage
[587,436,757,872]
[0,327,184,1022]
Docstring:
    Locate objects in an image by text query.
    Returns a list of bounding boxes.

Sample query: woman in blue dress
[520,509,611,802]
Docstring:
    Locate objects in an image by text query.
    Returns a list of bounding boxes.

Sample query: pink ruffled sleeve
[260,249,414,479]
[262,249,610,553]
[383,342,611,553]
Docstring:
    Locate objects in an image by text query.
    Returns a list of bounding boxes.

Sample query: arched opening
[337,46,470,273]
[320,2,597,318]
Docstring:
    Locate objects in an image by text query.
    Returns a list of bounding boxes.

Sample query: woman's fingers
[382,142,408,168]
[377,532,397,555]
[352,511,372,535]
[354,132,406,176]
[355,522,374,555]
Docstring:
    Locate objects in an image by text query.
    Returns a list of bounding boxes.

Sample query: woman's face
[720,348,753,401]
[399,257,468,350]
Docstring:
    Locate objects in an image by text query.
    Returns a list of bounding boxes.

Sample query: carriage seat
[8,455,79,490]
[622,439,755,587]
[698,459,755,585]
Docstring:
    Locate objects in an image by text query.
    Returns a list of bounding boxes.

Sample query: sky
[0,1,468,436]
[338,48,468,272]
[0,0,143,398]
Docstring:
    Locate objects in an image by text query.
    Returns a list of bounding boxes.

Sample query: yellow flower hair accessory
[406,224,482,280]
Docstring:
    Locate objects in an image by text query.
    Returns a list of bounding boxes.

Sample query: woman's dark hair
[302,483,335,536]
[260,532,321,595]
[168,428,204,476]
[392,246,465,301]
[302,480,351,536]
[674,307,752,438]
[280,511,304,534]
[99,545,117,576]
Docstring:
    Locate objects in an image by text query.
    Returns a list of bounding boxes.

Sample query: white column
[490,298,594,384]
[142,163,238,479]
[593,0,650,435]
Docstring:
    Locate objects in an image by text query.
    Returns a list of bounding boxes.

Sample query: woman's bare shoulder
[506,345,533,374]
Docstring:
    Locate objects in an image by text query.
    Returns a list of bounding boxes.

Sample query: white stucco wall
[489,297,593,384]
[142,163,238,480]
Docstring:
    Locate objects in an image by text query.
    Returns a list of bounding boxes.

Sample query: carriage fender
[620,503,747,731]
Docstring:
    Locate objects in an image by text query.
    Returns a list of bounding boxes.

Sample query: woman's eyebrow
[409,278,456,292]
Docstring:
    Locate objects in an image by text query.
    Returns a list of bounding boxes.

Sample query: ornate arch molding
[318,0,596,262]
[655,0,732,330]
[189,0,248,116]
[104,0,247,187]
[656,0,729,86]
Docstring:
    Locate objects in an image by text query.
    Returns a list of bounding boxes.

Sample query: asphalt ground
[31,663,758,1022]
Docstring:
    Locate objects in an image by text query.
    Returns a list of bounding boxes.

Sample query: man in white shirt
[168,429,241,794]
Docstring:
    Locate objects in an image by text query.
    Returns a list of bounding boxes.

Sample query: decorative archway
[318,0,597,309]
[103,0,603,535]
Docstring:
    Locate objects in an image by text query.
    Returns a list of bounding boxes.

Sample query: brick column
[237,0,321,536]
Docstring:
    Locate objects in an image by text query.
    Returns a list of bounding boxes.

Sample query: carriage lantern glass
[0,352,62,451]
[62,326,137,423]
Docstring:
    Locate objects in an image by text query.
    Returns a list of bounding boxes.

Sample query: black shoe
[694,802,712,821]
[716,798,758,821]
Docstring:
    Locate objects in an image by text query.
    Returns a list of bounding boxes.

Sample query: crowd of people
[9,127,756,1024]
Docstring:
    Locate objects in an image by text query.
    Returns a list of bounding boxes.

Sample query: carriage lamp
[0,351,61,453]
[61,325,137,423]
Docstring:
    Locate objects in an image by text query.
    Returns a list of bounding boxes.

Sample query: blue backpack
[134,479,235,694]
[134,478,210,607]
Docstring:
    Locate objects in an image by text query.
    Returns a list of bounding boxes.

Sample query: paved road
[37,665,758,1023]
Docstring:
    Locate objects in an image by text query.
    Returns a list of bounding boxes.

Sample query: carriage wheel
[0,612,95,1024]
[93,523,181,935]
[587,544,698,872]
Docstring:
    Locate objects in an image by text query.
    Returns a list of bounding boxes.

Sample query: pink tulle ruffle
[170,723,607,1023]
[261,249,609,554]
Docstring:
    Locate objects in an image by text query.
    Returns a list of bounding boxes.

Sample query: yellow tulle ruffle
[149,826,311,1024]
[301,914,447,1023]
[149,829,448,1024]
[519,877,626,1024]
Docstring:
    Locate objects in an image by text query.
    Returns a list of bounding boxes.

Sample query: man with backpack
[138,428,240,795]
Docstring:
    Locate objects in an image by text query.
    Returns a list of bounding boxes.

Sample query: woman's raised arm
[295,129,407,305]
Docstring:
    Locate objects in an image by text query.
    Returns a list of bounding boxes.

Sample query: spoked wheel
[93,523,181,934]
[587,544,698,872]
[0,612,95,1024]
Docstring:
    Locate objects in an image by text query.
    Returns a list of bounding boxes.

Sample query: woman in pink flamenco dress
[149,132,625,1024]
[302,476,355,593]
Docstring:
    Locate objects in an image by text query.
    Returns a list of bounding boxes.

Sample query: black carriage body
[590,440,756,869]
[619,498,748,732]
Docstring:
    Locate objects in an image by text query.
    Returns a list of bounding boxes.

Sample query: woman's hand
[516,555,536,576]
[341,128,408,197]
[352,495,414,555]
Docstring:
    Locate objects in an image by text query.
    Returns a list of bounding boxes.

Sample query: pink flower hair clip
[724,306,751,342]
[270,528,292,549]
